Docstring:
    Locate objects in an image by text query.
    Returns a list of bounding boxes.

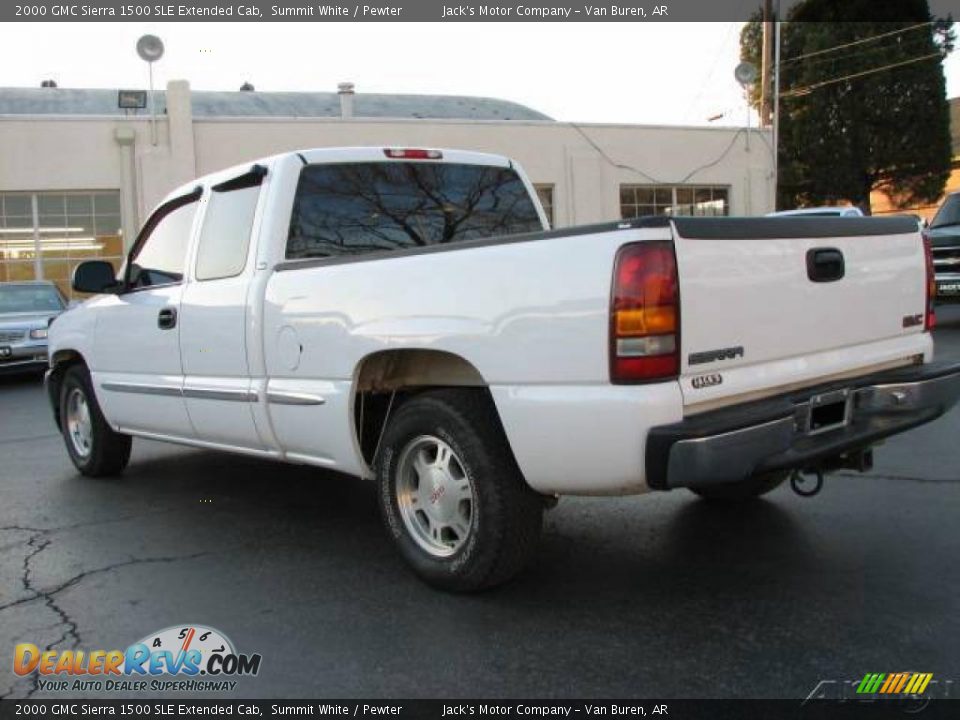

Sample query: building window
[534,184,555,228]
[620,185,729,219]
[0,191,123,300]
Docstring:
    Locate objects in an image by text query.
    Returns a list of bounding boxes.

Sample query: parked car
[926,191,960,303]
[0,280,67,374]
[767,206,864,217]
[46,147,960,591]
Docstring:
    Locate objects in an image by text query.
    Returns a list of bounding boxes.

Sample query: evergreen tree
[741,0,954,213]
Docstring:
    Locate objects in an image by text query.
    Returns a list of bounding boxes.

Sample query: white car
[46,147,960,590]
[767,206,865,218]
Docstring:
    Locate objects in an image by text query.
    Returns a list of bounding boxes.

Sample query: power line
[780,33,933,72]
[780,51,943,98]
[570,123,762,187]
[779,21,934,66]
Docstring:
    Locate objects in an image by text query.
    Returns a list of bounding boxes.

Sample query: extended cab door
[178,167,265,450]
[92,190,200,437]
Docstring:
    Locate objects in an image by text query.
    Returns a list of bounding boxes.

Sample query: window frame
[619,184,731,219]
[122,186,202,294]
[534,184,555,229]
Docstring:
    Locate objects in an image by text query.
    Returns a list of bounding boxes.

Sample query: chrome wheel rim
[395,435,474,558]
[66,387,93,459]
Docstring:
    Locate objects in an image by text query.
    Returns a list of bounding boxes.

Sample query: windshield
[0,284,64,314]
[931,195,960,228]
[286,161,544,259]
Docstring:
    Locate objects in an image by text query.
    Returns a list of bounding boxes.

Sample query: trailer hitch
[790,468,824,497]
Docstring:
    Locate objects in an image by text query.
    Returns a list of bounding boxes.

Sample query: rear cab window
[285,161,543,260]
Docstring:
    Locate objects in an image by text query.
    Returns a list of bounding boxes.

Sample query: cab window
[195,185,261,281]
[127,195,200,289]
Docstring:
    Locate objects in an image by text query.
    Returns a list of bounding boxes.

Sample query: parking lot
[1,306,959,700]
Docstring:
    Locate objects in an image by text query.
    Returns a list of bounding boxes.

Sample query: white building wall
[0,80,775,247]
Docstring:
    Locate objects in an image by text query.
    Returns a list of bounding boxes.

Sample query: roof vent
[40,80,58,88]
[338,82,355,119]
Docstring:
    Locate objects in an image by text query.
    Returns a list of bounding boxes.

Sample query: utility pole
[760,0,774,126]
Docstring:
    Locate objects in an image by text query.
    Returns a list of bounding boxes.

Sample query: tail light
[610,241,680,383]
[383,148,442,160]
[922,231,936,331]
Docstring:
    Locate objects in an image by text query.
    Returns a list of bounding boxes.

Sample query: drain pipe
[338,82,355,119]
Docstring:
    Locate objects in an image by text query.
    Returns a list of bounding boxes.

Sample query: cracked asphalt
[1,306,958,700]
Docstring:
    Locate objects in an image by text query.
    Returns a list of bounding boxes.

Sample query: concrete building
[0,81,775,299]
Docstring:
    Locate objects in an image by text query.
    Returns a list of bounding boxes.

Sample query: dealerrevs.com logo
[13,624,261,693]
[804,672,953,709]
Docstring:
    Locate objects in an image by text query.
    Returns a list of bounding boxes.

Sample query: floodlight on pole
[136,34,164,146]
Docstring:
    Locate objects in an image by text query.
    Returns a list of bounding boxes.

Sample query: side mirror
[72,260,119,295]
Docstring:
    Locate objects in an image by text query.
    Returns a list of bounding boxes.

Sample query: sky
[2,22,959,126]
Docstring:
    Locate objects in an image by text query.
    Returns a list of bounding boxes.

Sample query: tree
[741,0,954,213]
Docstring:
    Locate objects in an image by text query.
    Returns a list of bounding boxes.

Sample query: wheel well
[47,350,86,430]
[353,350,487,466]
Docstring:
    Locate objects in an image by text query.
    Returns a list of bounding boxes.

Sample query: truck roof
[160,146,512,205]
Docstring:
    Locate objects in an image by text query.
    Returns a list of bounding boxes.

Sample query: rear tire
[689,471,788,502]
[59,364,132,477]
[376,389,543,592]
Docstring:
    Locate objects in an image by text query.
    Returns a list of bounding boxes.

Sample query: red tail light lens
[922,232,936,331]
[610,241,680,383]
[383,148,442,160]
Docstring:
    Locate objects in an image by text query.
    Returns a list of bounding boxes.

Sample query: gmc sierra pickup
[46,147,960,591]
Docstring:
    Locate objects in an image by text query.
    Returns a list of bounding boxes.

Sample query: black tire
[376,388,543,592]
[59,364,132,477]
[689,471,788,502]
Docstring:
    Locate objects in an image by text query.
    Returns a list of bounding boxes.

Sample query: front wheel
[376,389,543,592]
[59,364,132,477]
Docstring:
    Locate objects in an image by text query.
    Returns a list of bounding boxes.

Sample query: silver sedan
[0,281,67,374]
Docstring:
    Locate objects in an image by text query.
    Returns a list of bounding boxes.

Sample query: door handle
[806,248,845,283]
[157,307,177,330]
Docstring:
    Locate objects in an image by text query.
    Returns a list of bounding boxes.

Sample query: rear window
[286,162,542,260]
[0,284,64,313]
[931,195,960,229]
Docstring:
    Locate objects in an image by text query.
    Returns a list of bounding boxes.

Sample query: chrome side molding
[100,382,183,398]
[265,390,326,406]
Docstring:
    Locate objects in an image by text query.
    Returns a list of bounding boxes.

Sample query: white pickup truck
[47,147,960,591]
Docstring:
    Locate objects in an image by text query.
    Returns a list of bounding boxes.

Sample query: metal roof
[0,87,553,121]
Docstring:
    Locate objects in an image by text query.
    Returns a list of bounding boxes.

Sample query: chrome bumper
[646,361,960,490]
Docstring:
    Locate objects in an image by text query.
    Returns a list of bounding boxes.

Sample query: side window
[128,198,199,289]
[196,185,260,281]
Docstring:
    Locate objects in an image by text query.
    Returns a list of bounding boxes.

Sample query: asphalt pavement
[1,307,959,700]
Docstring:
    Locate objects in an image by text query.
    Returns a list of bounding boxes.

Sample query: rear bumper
[646,361,960,490]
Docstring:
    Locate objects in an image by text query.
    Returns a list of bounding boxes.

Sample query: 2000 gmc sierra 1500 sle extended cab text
[45,147,960,591]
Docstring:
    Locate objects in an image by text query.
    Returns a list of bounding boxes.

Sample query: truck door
[92,191,199,437]
[178,168,266,450]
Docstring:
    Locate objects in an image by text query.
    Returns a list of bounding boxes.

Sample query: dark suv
[928,192,960,302]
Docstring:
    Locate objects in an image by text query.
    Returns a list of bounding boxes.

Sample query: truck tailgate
[671,217,931,411]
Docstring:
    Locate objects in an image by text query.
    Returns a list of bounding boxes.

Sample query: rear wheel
[689,471,788,502]
[59,364,132,477]
[376,389,543,592]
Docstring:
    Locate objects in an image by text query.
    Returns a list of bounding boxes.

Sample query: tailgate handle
[807,248,845,283]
